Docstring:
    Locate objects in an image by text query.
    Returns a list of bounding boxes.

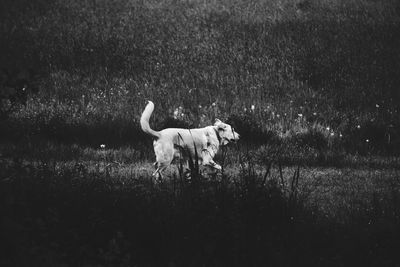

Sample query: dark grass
[1,154,400,266]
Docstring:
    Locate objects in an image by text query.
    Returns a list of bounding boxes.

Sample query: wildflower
[298,113,303,117]
[375,104,380,108]
[173,108,179,119]
[276,114,280,118]
[313,112,317,116]
[339,133,343,138]
[251,104,255,111]
[244,107,247,112]
[100,144,106,149]
[330,132,334,136]
[212,102,216,107]
[357,125,361,129]
[198,105,202,109]
[326,127,330,131]
[366,139,370,143]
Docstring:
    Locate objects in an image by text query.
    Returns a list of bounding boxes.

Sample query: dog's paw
[214,164,222,171]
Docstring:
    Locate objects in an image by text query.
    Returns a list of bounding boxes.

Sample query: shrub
[228,113,277,144]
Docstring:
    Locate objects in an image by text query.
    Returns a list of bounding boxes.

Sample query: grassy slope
[1,0,400,154]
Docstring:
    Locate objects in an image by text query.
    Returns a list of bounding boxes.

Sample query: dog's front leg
[201,149,221,170]
[209,161,222,171]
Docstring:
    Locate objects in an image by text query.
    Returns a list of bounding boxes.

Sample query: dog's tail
[140,101,161,139]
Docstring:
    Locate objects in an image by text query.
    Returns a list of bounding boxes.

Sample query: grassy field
[1,0,400,266]
[1,0,400,153]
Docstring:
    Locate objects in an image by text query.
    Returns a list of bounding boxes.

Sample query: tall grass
[1,142,400,266]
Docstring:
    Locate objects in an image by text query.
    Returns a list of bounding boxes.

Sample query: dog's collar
[213,127,222,145]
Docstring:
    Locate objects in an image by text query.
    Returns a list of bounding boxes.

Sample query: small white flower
[100,144,106,149]
[251,104,255,111]
[276,114,280,118]
[313,112,317,116]
[173,108,179,119]
[298,113,303,117]
[244,107,247,112]
[375,104,380,108]
[357,125,361,129]
[330,132,334,136]
[198,105,202,109]
[339,133,343,138]
[212,102,216,107]
[366,139,370,143]
[326,127,330,131]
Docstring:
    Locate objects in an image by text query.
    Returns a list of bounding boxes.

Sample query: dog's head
[214,119,240,145]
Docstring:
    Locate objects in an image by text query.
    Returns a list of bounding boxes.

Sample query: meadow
[1,0,400,266]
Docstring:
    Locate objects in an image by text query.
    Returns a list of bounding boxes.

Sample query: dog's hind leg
[152,161,159,179]
[152,162,169,181]
[152,141,174,180]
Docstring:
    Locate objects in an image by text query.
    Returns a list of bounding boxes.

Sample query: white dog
[140,101,240,178]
